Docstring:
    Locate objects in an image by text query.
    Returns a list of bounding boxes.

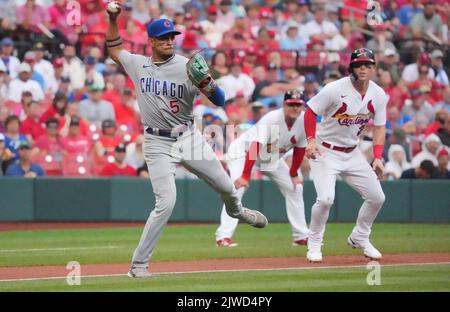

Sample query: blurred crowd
[0,0,449,180]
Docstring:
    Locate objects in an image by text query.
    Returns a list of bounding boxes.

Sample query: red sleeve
[20,119,31,135]
[39,106,55,124]
[126,166,138,177]
[304,107,317,141]
[100,164,113,177]
[290,147,305,177]
[241,141,260,181]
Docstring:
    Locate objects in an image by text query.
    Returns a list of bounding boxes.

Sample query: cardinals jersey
[307,77,388,147]
[226,108,307,171]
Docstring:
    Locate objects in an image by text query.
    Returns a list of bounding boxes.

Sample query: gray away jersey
[118,50,199,129]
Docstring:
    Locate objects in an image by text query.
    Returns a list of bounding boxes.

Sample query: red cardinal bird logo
[290,135,297,144]
[332,103,348,118]
[367,100,375,114]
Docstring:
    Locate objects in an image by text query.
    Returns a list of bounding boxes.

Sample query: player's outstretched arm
[106,1,124,64]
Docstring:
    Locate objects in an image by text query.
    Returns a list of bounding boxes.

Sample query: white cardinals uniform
[307,76,388,251]
[216,108,310,242]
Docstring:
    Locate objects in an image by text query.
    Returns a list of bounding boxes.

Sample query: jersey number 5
[170,100,180,114]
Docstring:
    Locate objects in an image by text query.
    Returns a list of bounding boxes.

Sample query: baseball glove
[186,52,216,94]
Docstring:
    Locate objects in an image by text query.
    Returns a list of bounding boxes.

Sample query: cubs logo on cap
[147,19,182,38]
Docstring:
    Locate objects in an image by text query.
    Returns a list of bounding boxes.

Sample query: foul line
[0,246,123,253]
[0,262,449,283]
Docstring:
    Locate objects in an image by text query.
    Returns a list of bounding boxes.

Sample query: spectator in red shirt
[115,88,140,136]
[253,27,279,66]
[424,109,449,136]
[40,92,68,130]
[226,91,252,125]
[61,117,92,156]
[100,143,137,177]
[63,103,90,137]
[121,19,148,54]
[35,118,64,162]
[94,119,122,158]
[102,73,126,113]
[20,100,44,144]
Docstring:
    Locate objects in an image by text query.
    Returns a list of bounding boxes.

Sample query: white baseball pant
[308,146,385,247]
[215,157,309,241]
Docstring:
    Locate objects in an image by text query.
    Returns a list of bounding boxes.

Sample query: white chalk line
[0,246,124,253]
[0,261,449,283]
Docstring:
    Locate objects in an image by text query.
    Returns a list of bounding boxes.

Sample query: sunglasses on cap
[286,100,304,107]
[352,62,374,68]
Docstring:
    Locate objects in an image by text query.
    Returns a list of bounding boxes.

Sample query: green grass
[0,223,449,267]
[0,264,449,292]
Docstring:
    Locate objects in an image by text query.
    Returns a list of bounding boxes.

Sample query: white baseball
[107,1,120,13]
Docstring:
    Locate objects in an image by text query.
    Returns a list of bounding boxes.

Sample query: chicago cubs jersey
[307,77,388,147]
[118,50,199,129]
[227,108,307,171]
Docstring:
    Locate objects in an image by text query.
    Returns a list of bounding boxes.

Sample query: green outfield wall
[0,178,448,223]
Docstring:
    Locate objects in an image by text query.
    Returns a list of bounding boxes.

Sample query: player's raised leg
[182,129,267,228]
[215,158,246,246]
[342,151,385,260]
[307,151,340,262]
[264,160,309,244]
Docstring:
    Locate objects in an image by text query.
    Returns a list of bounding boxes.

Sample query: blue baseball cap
[0,37,14,46]
[147,19,181,38]
[305,73,317,83]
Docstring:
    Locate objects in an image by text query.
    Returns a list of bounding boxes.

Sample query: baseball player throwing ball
[215,89,309,247]
[304,48,388,262]
[105,2,267,278]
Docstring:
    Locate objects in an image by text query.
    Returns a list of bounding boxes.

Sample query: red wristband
[373,145,383,160]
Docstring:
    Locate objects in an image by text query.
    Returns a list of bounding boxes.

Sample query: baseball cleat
[216,238,238,247]
[239,207,268,228]
[307,239,323,262]
[306,251,323,263]
[292,238,308,246]
[127,265,152,278]
[347,236,382,260]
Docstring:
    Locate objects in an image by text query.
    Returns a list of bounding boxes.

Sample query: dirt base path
[1,253,449,281]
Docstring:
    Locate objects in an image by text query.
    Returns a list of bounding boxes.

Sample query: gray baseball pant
[131,127,243,265]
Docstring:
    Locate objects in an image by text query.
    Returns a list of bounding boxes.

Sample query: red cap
[258,7,271,18]
[232,56,243,65]
[438,148,449,158]
[207,5,218,14]
[418,52,431,65]
[190,23,202,32]
[307,37,324,49]
[52,57,64,68]
[245,46,256,55]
